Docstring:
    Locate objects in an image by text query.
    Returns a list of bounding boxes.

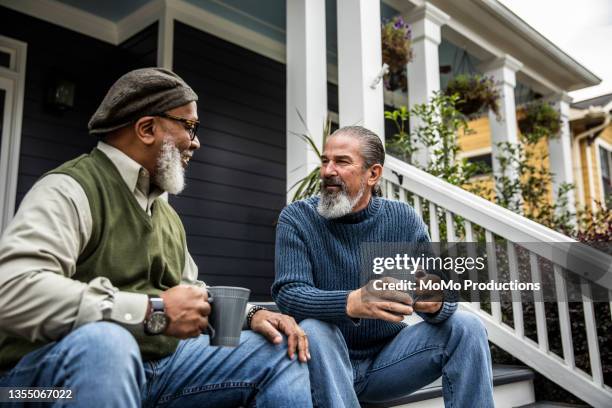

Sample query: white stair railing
[382,155,612,407]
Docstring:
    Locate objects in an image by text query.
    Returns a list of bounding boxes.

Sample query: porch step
[361,364,535,408]
[516,403,589,407]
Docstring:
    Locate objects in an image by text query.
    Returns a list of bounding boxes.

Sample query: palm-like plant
[289,112,333,202]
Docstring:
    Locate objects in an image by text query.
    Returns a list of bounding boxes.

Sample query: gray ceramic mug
[206,286,251,347]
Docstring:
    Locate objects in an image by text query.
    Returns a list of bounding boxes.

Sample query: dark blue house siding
[0,7,158,207]
[2,9,286,300]
[171,22,286,299]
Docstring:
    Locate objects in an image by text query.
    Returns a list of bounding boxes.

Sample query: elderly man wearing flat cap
[0,68,312,407]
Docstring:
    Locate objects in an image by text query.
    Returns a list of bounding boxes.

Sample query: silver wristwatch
[144,296,168,335]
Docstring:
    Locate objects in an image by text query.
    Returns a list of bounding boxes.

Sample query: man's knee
[447,311,488,342]
[300,319,342,341]
[300,319,346,352]
[300,319,339,335]
[67,322,141,366]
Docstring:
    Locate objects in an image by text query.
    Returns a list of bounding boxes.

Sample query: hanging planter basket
[518,100,561,144]
[444,74,500,118]
[381,16,413,92]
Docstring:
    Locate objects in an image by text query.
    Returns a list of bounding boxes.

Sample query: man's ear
[134,116,157,146]
[368,164,383,187]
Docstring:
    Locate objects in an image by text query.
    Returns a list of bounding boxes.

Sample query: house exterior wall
[0,7,158,208]
[571,122,612,208]
[170,22,286,299]
[458,116,491,153]
[457,115,569,209]
[580,140,600,203]
[1,9,289,301]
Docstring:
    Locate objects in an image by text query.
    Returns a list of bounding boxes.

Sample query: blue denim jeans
[300,311,494,408]
[0,322,312,407]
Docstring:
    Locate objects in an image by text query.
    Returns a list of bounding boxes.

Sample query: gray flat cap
[88,67,198,135]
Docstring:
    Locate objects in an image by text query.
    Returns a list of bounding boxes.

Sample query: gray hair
[328,126,385,196]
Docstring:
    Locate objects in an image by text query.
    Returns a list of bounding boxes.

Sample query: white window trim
[0,35,27,233]
[457,146,493,160]
[594,137,612,209]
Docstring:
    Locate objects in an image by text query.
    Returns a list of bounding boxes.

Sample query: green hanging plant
[518,100,562,144]
[444,74,500,118]
[381,16,413,92]
[288,112,332,202]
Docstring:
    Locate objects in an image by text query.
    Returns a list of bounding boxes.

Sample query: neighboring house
[0,0,610,407]
[569,93,612,210]
[440,92,612,213]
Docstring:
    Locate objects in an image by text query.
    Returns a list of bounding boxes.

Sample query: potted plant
[444,74,500,118]
[381,16,413,92]
[289,113,333,202]
[517,100,561,144]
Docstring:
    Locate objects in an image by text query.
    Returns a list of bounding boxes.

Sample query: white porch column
[286,0,328,202]
[548,92,576,212]
[481,55,523,196]
[157,7,174,69]
[336,0,385,138]
[406,3,449,167]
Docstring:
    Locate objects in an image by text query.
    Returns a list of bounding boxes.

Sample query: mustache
[321,176,346,190]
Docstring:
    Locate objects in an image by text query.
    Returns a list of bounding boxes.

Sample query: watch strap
[148,296,165,313]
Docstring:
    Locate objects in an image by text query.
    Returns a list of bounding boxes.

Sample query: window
[0,51,9,69]
[0,89,5,157]
[466,153,493,176]
[599,145,612,204]
[0,35,27,233]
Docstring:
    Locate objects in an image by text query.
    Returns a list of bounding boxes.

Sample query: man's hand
[159,285,210,339]
[249,310,310,363]
[346,277,414,322]
[413,272,443,314]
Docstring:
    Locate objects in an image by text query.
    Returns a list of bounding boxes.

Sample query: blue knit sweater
[272,195,457,359]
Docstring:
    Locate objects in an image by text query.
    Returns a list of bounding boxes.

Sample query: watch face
[147,312,168,334]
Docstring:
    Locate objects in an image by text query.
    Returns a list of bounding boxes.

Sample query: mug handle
[205,289,215,338]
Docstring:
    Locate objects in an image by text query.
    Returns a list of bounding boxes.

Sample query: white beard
[154,138,185,195]
[317,178,366,219]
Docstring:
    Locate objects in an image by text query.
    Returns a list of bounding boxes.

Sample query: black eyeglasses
[155,112,200,141]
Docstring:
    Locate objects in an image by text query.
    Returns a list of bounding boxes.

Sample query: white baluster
[428,202,440,241]
[464,219,474,242]
[554,265,575,369]
[530,252,548,352]
[507,242,524,338]
[485,230,502,323]
[445,210,456,242]
[464,220,480,309]
[581,278,603,385]
[385,180,394,200]
[413,195,422,218]
[399,186,406,203]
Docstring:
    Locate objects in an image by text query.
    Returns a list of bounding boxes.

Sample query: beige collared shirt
[0,142,209,343]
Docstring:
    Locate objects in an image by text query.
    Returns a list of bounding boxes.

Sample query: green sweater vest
[0,148,186,369]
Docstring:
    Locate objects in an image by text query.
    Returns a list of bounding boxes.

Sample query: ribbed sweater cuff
[277,288,351,321]
[418,301,457,324]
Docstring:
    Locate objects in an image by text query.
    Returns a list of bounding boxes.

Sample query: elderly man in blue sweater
[272,126,494,407]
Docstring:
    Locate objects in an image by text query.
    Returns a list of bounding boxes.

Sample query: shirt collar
[96,141,164,200]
